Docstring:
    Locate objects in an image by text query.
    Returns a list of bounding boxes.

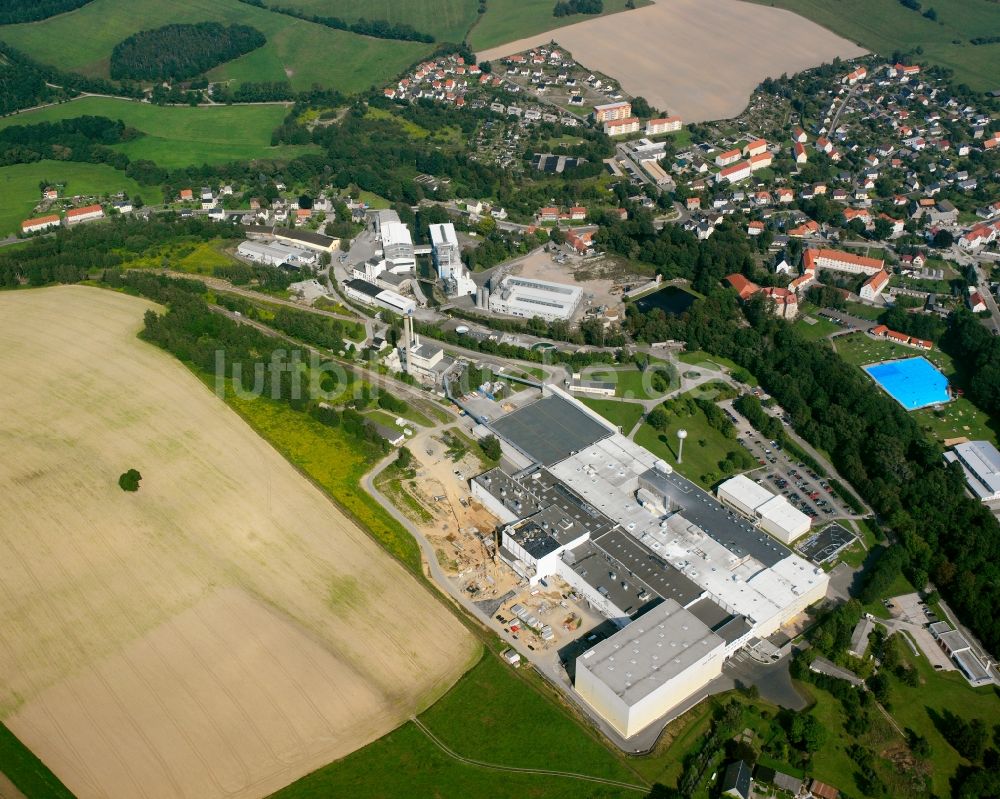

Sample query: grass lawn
[584,366,667,400]
[0,98,318,168]
[356,189,393,209]
[274,653,647,799]
[634,398,749,489]
[883,632,1000,796]
[374,464,433,524]
[744,0,1000,91]
[277,0,479,44]
[0,160,161,236]
[0,0,432,94]
[469,0,650,51]
[580,398,645,431]
[844,301,883,322]
[793,313,840,341]
[0,723,75,799]
[677,350,758,386]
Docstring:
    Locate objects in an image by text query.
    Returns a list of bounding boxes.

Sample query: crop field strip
[474,0,868,122]
[0,286,476,799]
[0,0,433,94]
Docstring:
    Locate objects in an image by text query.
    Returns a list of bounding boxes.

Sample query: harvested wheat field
[478,0,867,121]
[0,286,477,799]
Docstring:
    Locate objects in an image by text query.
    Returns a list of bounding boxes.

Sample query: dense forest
[0,57,64,116]
[237,0,435,42]
[110,23,266,81]
[553,0,604,16]
[0,0,93,24]
[0,115,138,169]
[942,309,1000,418]
[0,43,141,115]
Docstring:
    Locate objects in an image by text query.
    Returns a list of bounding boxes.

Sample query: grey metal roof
[345,278,383,299]
[592,528,704,607]
[563,541,660,618]
[639,467,790,567]
[508,520,562,559]
[491,394,612,466]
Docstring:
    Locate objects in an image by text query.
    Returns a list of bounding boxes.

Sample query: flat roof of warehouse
[491,394,612,466]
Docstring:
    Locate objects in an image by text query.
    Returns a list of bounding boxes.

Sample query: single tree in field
[118,468,142,492]
[479,434,502,462]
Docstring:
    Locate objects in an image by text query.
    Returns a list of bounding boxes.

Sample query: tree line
[553,0,603,16]
[0,0,93,24]
[237,0,435,43]
[0,42,143,116]
[110,23,267,81]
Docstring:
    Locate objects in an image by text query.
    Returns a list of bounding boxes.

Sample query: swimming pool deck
[863,356,951,411]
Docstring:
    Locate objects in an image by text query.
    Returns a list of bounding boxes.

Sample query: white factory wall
[575,637,725,738]
[470,481,519,524]
[760,515,809,545]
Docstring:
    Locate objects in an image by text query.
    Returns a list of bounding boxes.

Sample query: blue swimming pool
[863,357,951,411]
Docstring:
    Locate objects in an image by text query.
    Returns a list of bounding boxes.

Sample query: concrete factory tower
[676,428,687,464]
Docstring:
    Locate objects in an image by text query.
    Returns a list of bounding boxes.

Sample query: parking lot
[721,400,855,522]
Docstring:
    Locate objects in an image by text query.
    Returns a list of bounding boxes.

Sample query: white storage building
[717,474,811,544]
[237,240,318,268]
[343,278,416,315]
[944,440,1000,502]
[575,600,726,738]
[488,275,583,322]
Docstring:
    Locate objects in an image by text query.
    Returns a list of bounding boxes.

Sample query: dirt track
[477,0,867,122]
[0,287,476,799]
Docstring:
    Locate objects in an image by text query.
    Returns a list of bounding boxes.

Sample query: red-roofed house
[776,188,794,203]
[969,289,988,313]
[744,139,768,157]
[686,196,701,210]
[66,204,104,225]
[179,188,194,201]
[789,220,820,237]
[725,273,760,300]
[538,206,560,222]
[718,160,752,183]
[715,148,742,167]
[793,128,807,143]
[760,286,798,319]
[645,116,682,135]
[870,324,889,338]
[569,206,587,220]
[566,229,595,255]
[804,248,884,276]
[793,142,808,164]
[843,66,867,85]
[603,117,641,136]
[843,208,873,228]
[891,62,920,78]
[21,214,61,234]
[960,225,997,251]
[860,270,890,300]
[747,221,765,236]
[749,152,773,171]
[984,133,1000,150]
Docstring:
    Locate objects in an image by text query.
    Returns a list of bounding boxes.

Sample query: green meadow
[0,0,431,93]
[0,160,160,236]
[747,0,1000,91]
[0,97,317,168]
[278,0,480,44]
